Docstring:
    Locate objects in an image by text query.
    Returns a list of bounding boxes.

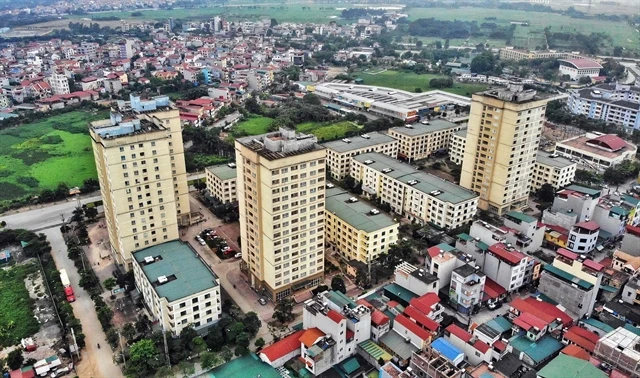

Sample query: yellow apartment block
[205,163,238,203]
[388,119,461,161]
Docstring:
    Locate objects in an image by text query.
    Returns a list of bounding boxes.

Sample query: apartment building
[322,132,398,180]
[394,261,440,297]
[426,243,476,290]
[89,95,189,270]
[325,187,398,264]
[498,48,586,61]
[482,243,528,293]
[554,133,636,171]
[503,211,545,254]
[538,248,603,318]
[46,73,70,95]
[531,151,577,191]
[448,128,467,165]
[567,84,640,129]
[235,128,326,301]
[460,85,550,215]
[132,241,221,335]
[622,225,640,255]
[567,221,600,254]
[387,119,461,161]
[449,264,486,314]
[205,163,237,203]
[351,153,478,230]
[302,291,372,375]
[543,185,601,230]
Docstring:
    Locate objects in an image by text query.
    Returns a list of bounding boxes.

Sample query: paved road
[42,228,124,378]
[0,195,101,231]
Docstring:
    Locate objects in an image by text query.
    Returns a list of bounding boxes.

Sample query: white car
[234,253,242,258]
[199,239,206,246]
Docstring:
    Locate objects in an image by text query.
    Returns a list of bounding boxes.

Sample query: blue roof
[624,324,640,337]
[431,338,463,362]
[509,335,563,364]
[580,318,614,334]
[486,316,512,334]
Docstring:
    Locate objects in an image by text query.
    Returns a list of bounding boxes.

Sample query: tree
[603,167,626,185]
[7,349,23,370]
[270,18,278,27]
[200,352,221,370]
[129,339,158,362]
[220,348,233,362]
[416,40,423,48]
[536,183,555,203]
[84,207,98,222]
[244,97,261,114]
[192,336,207,357]
[302,93,321,105]
[470,51,497,74]
[242,312,262,337]
[103,277,117,290]
[254,338,265,350]
[613,46,623,56]
[331,275,347,294]
[272,298,295,323]
[122,323,137,342]
[578,76,592,84]
[236,332,250,352]
[225,321,245,343]
[106,328,119,348]
[154,366,174,378]
[178,361,195,377]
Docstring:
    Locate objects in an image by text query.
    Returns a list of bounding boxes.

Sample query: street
[41,228,124,378]
[0,195,101,231]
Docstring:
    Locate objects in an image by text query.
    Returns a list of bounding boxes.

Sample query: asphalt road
[42,228,124,378]
[0,195,102,231]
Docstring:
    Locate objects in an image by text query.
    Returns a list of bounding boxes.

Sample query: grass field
[234,115,273,136]
[355,70,488,97]
[0,264,40,347]
[297,121,360,142]
[0,110,108,203]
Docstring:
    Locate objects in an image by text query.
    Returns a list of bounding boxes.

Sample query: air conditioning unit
[158,275,168,284]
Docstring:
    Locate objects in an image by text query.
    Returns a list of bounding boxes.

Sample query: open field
[234,115,273,136]
[355,70,489,97]
[0,110,108,203]
[0,263,40,347]
[297,121,360,142]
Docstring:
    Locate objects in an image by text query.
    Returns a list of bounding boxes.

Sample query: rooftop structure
[537,354,607,378]
[555,133,636,171]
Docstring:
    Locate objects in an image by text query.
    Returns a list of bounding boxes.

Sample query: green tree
[221,348,233,362]
[84,207,98,222]
[604,167,626,185]
[225,321,245,343]
[122,323,137,342]
[536,183,556,203]
[192,336,207,357]
[106,328,119,348]
[242,312,262,337]
[200,352,221,370]
[331,275,347,294]
[302,93,321,105]
[7,349,23,370]
[470,51,497,74]
[103,277,117,290]
[178,361,195,377]
[154,365,174,378]
[270,18,278,27]
[244,97,261,114]
[129,339,158,362]
[254,337,265,350]
[272,298,295,323]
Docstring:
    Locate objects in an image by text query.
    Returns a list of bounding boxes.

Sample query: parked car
[234,253,242,259]
[51,367,70,377]
[258,297,267,305]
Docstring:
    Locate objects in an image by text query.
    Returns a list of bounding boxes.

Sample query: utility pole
[118,329,126,368]
[160,306,171,367]
[70,327,80,359]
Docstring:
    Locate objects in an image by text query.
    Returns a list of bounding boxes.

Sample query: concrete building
[205,163,237,204]
[592,198,630,238]
[567,221,600,254]
[482,243,528,293]
[532,151,577,191]
[460,84,550,215]
[406,348,463,378]
[46,73,70,95]
[132,241,221,335]
[387,119,462,161]
[0,93,10,109]
[558,59,602,80]
[448,128,467,165]
[235,128,326,301]
[302,291,372,375]
[322,132,398,180]
[313,83,470,122]
[426,243,476,290]
[554,133,636,171]
[503,211,546,254]
[538,248,603,318]
[444,324,493,366]
[593,326,640,378]
[351,153,478,230]
[621,225,640,255]
[394,261,439,297]
[89,95,189,270]
[612,250,640,275]
[498,48,586,61]
[567,84,640,130]
[543,185,601,230]
[120,39,135,59]
[622,276,640,306]
[325,187,398,264]
[449,264,486,314]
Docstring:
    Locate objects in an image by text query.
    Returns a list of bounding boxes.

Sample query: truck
[59,269,75,302]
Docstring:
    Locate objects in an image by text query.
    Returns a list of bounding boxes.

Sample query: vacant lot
[233,115,273,136]
[0,263,40,347]
[355,70,488,97]
[0,110,108,203]
[297,121,360,142]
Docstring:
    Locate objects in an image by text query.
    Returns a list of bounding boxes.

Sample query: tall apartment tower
[460,84,549,215]
[235,128,326,301]
[89,95,190,270]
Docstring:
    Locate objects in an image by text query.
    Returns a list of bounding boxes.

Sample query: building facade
[235,128,326,301]
[205,163,238,203]
[448,129,467,165]
[89,95,189,270]
[47,73,70,95]
[322,132,398,180]
[567,84,640,129]
[460,85,549,215]
[554,133,637,171]
[387,119,461,161]
[531,151,577,191]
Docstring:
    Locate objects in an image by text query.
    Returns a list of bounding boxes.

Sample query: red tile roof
[588,134,627,151]
[327,309,345,324]
[260,330,304,363]
[561,344,591,361]
[597,257,612,268]
[299,328,325,348]
[446,324,472,343]
[559,58,603,70]
[483,278,507,300]
[557,248,578,260]
[346,329,354,341]
[357,299,390,326]
[564,326,600,353]
[583,259,604,272]
[515,312,549,331]
[409,293,440,315]
[404,306,440,332]
[626,224,640,238]
[394,314,432,341]
[493,340,506,352]
[473,340,491,354]
[510,297,572,326]
[488,243,526,265]
[575,221,600,231]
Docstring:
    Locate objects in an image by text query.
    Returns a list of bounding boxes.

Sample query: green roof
[326,188,398,233]
[538,354,606,378]
[624,324,640,337]
[477,241,489,251]
[505,211,536,224]
[543,264,593,291]
[205,164,237,181]
[133,241,219,302]
[485,316,513,334]
[536,151,575,169]
[611,206,630,216]
[321,132,396,153]
[509,335,563,364]
[353,153,478,204]
[358,340,393,363]
[326,290,357,309]
[389,119,459,136]
[340,357,361,374]
[565,184,601,198]
[383,283,418,306]
[208,353,280,378]
[580,317,614,334]
[457,233,472,241]
[623,194,640,206]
